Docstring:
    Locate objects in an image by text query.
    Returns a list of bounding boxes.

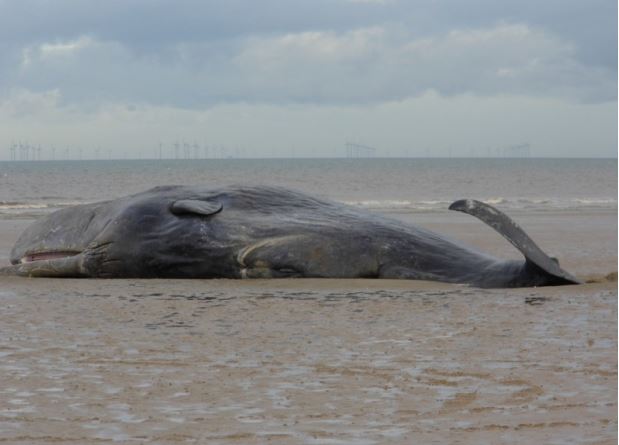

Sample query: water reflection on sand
[0,278,616,444]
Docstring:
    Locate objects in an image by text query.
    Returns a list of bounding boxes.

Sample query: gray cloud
[0,0,615,159]
[0,0,615,107]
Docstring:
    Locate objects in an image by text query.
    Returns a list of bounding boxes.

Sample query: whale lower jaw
[1,253,86,277]
[17,250,81,265]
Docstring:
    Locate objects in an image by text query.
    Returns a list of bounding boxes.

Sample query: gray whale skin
[1,185,580,288]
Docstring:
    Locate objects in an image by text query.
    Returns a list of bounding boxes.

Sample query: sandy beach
[0,211,616,444]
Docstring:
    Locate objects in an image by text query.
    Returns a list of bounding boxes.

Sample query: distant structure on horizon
[8,142,42,161]
[501,143,531,158]
[345,142,377,158]
[4,139,243,161]
[4,140,533,160]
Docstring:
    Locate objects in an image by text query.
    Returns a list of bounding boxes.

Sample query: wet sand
[0,211,616,444]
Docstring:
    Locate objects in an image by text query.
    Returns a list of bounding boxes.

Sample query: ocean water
[0,158,616,218]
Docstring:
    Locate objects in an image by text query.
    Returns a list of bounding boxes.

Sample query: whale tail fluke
[449,199,581,285]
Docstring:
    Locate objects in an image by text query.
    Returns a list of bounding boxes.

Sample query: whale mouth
[19,250,81,264]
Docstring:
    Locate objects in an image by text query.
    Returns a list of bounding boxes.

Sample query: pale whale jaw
[1,254,85,277]
[17,250,81,264]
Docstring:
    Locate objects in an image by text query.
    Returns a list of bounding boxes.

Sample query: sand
[0,212,616,444]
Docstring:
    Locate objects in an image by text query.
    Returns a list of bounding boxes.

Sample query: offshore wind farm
[4,140,533,161]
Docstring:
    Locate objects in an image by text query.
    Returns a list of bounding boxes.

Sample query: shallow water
[0,158,616,218]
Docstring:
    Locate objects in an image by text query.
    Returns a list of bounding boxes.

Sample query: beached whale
[1,185,580,287]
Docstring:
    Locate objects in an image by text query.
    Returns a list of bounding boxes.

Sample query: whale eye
[170,200,223,216]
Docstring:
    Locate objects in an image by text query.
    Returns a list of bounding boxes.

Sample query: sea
[0,158,616,218]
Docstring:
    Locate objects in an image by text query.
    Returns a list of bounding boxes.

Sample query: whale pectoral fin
[170,199,222,216]
[449,199,581,284]
[237,235,313,278]
[238,235,379,278]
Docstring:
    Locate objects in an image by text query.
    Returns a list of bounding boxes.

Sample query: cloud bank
[0,0,616,157]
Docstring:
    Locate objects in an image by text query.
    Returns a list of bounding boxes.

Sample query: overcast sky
[0,0,616,159]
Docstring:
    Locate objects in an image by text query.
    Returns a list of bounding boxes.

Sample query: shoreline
[0,274,617,293]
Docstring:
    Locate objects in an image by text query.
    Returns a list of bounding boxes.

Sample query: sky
[0,0,616,159]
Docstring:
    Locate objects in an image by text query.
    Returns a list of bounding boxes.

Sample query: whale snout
[9,202,109,267]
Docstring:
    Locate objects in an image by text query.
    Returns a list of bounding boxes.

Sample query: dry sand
[0,212,616,444]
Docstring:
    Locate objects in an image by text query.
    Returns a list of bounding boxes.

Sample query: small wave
[344,200,416,209]
[508,197,617,210]
[0,202,49,210]
[0,196,615,218]
[0,200,88,217]
[343,197,617,212]
[574,198,618,205]
[484,198,507,205]
[55,200,87,207]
